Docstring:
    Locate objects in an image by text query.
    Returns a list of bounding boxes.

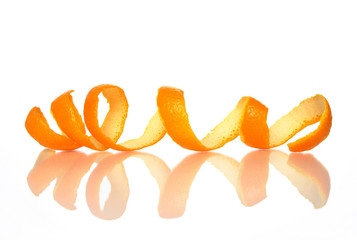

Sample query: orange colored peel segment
[83,84,166,151]
[156,87,248,151]
[238,97,270,149]
[25,85,332,152]
[157,88,331,151]
[51,90,107,151]
[25,107,80,150]
[269,94,332,152]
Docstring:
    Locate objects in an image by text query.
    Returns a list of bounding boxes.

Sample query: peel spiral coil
[25,84,332,152]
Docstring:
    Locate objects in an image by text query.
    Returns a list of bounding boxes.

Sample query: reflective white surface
[3,144,356,240]
[27,149,330,218]
[1,1,357,239]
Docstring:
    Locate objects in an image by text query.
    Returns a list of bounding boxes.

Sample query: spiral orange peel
[25,84,332,152]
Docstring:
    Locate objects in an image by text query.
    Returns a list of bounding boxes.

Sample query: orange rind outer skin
[51,90,107,151]
[25,107,80,150]
[238,97,270,149]
[157,87,210,151]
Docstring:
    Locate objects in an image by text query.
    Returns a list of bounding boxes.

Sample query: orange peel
[25,85,332,152]
[25,107,80,150]
[83,84,166,151]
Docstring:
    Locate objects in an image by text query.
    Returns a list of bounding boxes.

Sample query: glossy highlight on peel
[27,149,330,219]
[25,84,332,152]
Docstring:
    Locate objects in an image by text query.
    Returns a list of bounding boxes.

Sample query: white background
[1,0,356,239]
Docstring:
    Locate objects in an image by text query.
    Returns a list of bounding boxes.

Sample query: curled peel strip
[25,84,332,152]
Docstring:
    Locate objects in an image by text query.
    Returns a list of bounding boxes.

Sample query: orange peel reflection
[158,150,330,218]
[25,84,332,152]
[158,151,270,218]
[27,149,330,219]
[269,151,330,208]
[158,152,241,218]
[236,151,270,207]
[85,154,130,220]
[53,152,112,209]
[27,150,86,197]
[86,152,170,220]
